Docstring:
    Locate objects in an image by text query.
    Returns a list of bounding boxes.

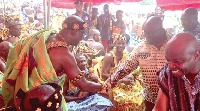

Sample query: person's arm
[60,50,103,93]
[121,21,126,35]
[101,53,113,81]
[152,88,169,111]
[64,92,90,102]
[105,50,139,86]
[97,16,102,32]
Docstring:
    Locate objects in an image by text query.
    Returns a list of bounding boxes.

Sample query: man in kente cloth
[2,15,111,110]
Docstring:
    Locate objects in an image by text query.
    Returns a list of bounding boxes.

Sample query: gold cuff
[70,71,85,84]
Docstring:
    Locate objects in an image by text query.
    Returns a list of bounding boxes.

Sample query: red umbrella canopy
[51,0,142,8]
[156,0,200,11]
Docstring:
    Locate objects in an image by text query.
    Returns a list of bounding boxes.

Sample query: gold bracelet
[70,71,85,84]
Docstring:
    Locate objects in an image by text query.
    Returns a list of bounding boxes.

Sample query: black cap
[74,0,83,4]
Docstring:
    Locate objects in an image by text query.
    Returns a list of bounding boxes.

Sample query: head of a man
[75,53,87,71]
[61,15,86,46]
[83,3,89,12]
[74,0,83,13]
[113,35,126,52]
[18,83,62,111]
[143,16,166,45]
[181,7,198,31]
[103,4,109,14]
[165,33,200,78]
[116,10,123,21]
[5,20,21,37]
[92,7,98,18]
[89,29,101,42]
[155,6,164,17]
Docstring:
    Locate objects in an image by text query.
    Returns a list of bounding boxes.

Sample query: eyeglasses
[143,28,163,37]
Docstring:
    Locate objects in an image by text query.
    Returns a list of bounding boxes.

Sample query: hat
[16,83,63,111]
[74,0,83,4]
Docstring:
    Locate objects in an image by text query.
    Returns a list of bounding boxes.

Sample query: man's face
[143,24,163,45]
[93,33,101,42]
[104,5,109,14]
[116,12,123,21]
[73,30,85,45]
[92,10,98,17]
[181,14,197,31]
[75,4,83,12]
[76,55,87,71]
[115,40,126,52]
[9,24,21,37]
[165,46,197,78]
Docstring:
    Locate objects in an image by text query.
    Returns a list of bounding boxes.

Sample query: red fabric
[51,2,74,9]
[156,0,200,11]
[51,0,141,8]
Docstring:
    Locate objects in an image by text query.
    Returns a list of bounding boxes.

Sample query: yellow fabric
[2,29,67,110]
[109,50,145,111]
[112,67,145,111]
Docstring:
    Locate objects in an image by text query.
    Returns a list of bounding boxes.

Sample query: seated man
[153,33,200,111]
[66,53,113,110]
[2,15,110,110]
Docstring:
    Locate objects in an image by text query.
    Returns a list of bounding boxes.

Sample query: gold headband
[75,41,98,55]
[4,13,12,24]
[62,22,87,30]
[113,34,126,43]
[0,28,9,40]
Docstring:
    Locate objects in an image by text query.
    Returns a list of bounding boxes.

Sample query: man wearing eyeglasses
[106,16,170,111]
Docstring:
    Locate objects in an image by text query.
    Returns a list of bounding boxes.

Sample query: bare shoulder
[103,52,113,62]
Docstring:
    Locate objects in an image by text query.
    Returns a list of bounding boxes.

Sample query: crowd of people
[0,0,199,111]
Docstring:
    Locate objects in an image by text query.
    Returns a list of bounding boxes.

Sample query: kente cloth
[67,93,113,111]
[2,29,67,110]
[158,65,200,111]
[112,37,169,104]
[112,67,145,111]
[0,71,4,109]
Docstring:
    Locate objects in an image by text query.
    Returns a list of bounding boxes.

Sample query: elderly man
[2,15,109,110]
[181,7,200,43]
[153,33,200,111]
[106,16,169,111]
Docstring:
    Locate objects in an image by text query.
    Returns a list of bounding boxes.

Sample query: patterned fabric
[0,71,4,109]
[158,65,200,111]
[113,71,145,111]
[109,50,145,110]
[113,38,169,104]
[2,29,67,110]
[67,94,113,111]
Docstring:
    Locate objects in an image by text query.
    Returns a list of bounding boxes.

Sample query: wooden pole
[47,0,51,29]
[43,0,47,29]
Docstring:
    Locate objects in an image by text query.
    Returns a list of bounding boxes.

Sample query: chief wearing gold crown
[2,15,112,110]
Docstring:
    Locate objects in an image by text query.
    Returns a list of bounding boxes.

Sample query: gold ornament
[62,23,67,29]
[73,23,79,30]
